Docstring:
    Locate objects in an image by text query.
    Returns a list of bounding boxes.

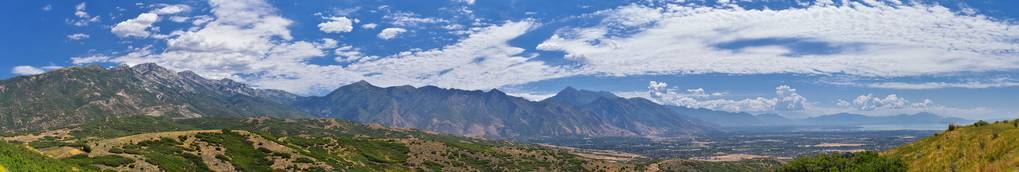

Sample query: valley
[532,130,936,160]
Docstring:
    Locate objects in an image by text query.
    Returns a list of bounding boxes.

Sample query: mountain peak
[561,86,579,93]
[129,63,176,77]
[544,86,620,106]
[351,80,374,87]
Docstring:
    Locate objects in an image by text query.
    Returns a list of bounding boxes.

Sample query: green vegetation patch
[780,151,905,172]
[195,131,272,172]
[127,138,210,172]
[0,141,83,171]
[64,154,134,168]
[72,116,196,138]
[28,136,79,149]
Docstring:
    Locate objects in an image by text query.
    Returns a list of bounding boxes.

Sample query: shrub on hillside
[779,152,906,172]
[974,120,990,127]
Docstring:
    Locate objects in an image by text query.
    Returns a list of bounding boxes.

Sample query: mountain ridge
[0,64,309,132]
[294,82,711,140]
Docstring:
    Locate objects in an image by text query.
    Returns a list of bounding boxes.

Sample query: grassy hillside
[1,116,647,171]
[778,151,905,172]
[884,120,1019,171]
[0,141,84,171]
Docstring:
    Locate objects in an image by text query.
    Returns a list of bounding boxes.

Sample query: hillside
[295,82,710,139]
[0,64,308,132]
[884,120,1019,171]
[1,116,648,171]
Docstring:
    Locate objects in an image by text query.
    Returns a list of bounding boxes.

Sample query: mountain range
[0,64,969,140]
[0,64,307,132]
[0,64,711,140]
[292,83,709,139]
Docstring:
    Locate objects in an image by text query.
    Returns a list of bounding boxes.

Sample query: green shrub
[779,152,906,172]
[974,120,990,127]
[65,154,134,167]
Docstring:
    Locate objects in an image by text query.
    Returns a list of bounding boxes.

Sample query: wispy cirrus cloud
[101,0,562,95]
[833,78,1019,89]
[87,0,1019,98]
[537,1,1019,78]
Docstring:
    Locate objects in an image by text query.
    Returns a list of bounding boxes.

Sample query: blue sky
[2,0,1018,119]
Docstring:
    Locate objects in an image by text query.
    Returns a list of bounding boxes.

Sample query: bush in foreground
[779,151,905,172]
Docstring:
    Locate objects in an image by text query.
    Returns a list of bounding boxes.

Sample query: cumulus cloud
[11,66,46,75]
[112,13,159,38]
[361,23,378,29]
[537,2,1019,78]
[647,81,807,112]
[318,17,354,33]
[66,33,90,40]
[112,4,191,38]
[377,28,407,40]
[838,94,936,111]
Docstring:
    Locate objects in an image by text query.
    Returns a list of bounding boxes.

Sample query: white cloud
[68,2,99,26]
[605,4,662,27]
[318,17,354,33]
[835,78,1019,89]
[361,23,378,29]
[350,21,568,90]
[42,4,52,11]
[823,93,996,119]
[456,0,476,5]
[537,2,1019,78]
[647,81,807,112]
[169,16,190,23]
[333,45,376,63]
[377,28,407,40]
[385,12,448,27]
[107,0,355,94]
[11,66,45,75]
[837,94,934,111]
[112,13,159,38]
[506,92,556,101]
[66,33,90,40]
[111,4,191,38]
[153,4,190,14]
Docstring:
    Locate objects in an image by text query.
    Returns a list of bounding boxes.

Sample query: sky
[2,0,1018,119]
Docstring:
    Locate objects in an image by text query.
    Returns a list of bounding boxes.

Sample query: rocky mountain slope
[295,83,710,139]
[0,63,711,140]
[0,64,308,132]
